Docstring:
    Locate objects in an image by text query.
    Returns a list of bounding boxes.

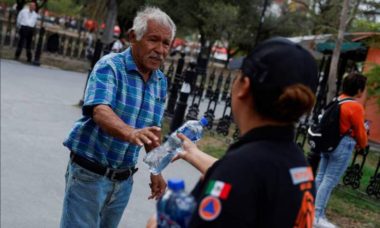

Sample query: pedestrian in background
[111,34,125,53]
[15,2,38,63]
[314,73,367,228]
[85,28,95,60]
[60,6,176,228]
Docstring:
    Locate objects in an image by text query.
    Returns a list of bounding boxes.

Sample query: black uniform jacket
[189,125,315,228]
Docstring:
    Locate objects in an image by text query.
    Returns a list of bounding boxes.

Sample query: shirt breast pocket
[155,95,166,104]
[151,95,166,127]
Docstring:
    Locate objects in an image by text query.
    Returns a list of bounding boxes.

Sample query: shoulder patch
[199,196,222,221]
[204,180,232,200]
[289,167,314,185]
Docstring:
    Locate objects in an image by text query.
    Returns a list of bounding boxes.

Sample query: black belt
[70,152,138,181]
[20,25,34,30]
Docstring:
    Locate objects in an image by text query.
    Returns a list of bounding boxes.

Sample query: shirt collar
[124,48,163,82]
[229,125,295,151]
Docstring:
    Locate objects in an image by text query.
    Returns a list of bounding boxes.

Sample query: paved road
[1,59,201,228]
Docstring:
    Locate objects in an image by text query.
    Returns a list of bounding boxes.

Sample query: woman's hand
[172,133,217,175]
[172,133,200,162]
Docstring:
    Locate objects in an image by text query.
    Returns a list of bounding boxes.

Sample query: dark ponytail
[252,84,315,123]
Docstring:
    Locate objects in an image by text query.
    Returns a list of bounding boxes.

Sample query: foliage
[11,0,377,70]
[115,1,147,37]
[46,0,82,16]
[0,0,81,16]
[79,0,107,21]
[329,185,380,227]
[365,64,380,106]
[1,0,15,6]
[350,19,380,32]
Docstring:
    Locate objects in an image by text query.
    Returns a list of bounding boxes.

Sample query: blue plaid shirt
[63,48,167,168]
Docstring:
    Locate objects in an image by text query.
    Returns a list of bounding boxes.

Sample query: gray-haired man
[60,6,176,227]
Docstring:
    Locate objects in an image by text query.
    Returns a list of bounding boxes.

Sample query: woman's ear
[236,76,251,99]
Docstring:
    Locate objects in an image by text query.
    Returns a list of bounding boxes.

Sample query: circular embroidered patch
[198,196,222,221]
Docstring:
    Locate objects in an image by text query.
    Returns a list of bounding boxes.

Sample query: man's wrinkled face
[131,20,172,74]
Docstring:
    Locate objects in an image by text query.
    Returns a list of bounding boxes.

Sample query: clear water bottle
[143,117,208,175]
[157,179,196,228]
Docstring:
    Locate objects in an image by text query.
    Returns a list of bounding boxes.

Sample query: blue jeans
[60,161,134,228]
[314,136,355,219]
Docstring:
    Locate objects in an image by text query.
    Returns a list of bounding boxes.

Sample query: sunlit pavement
[1,59,200,227]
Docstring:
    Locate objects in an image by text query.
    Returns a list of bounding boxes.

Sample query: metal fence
[1,15,92,61]
[162,55,238,140]
[163,54,380,200]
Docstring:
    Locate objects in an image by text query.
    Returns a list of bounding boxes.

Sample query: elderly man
[15,2,38,62]
[60,7,176,228]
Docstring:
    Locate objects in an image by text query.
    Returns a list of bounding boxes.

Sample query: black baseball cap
[228,37,318,92]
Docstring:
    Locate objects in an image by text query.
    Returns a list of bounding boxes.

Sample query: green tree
[116,1,146,37]
[146,0,271,68]
[15,0,48,13]
[47,0,82,16]
[365,64,380,106]
[350,19,380,32]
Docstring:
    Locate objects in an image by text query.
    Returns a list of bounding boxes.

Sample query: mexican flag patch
[205,180,232,200]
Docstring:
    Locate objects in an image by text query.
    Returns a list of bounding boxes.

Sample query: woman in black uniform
[149,37,319,228]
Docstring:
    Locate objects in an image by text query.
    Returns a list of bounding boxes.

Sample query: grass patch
[327,186,380,227]
[162,118,230,159]
[197,134,228,158]
[359,165,376,191]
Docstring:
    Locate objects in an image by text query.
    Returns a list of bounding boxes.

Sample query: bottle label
[157,212,181,228]
[178,127,197,141]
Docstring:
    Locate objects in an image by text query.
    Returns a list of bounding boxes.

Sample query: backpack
[308,97,355,153]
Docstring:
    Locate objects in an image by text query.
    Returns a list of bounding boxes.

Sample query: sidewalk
[0,59,200,227]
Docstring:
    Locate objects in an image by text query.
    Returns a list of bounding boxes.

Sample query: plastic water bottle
[157,179,196,228]
[143,117,208,175]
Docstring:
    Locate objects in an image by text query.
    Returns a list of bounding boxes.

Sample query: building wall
[363,47,380,144]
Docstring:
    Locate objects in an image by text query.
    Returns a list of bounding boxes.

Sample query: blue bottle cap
[168,179,185,192]
[200,117,208,126]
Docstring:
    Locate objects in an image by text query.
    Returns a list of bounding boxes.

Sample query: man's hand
[144,127,162,152]
[92,105,161,146]
[128,127,161,147]
[149,173,167,200]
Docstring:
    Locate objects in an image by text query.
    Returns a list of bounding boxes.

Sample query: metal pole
[79,39,103,105]
[32,27,45,65]
[165,53,185,116]
[32,6,46,66]
[254,0,269,47]
[169,62,196,134]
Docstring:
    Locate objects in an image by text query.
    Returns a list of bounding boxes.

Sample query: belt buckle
[109,171,118,181]
[107,168,131,181]
[104,168,117,181]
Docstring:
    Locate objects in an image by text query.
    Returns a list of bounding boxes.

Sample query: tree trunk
[326,0,350,103]
[102,0,118,45]
[254,0,269,47]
